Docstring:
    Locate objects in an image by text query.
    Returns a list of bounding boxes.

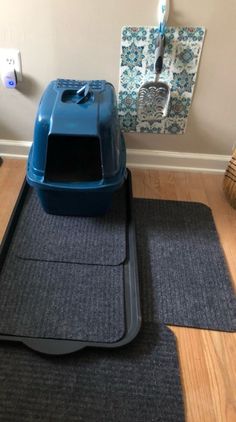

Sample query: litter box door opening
[45,134,102,182]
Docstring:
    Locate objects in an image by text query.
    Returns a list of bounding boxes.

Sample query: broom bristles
[223,149,236,209]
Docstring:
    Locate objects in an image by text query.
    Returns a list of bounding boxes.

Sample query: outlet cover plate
[0,48,22,82]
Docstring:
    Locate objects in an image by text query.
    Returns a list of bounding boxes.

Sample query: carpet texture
[0,323,185,422]
[0,255,125,342]
[0,184,128,342]
[12,188,127,266]
[134,198,236,332]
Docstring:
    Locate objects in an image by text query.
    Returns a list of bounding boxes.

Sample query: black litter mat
[0,323,185,422]
[0,173,141,354]
[12,188,127,266]
[134,198,236,332]
[0,256,124,342]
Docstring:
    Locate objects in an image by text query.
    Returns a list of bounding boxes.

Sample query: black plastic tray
[0,169,141,355]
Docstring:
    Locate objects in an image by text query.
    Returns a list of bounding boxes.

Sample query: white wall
[0,0,235,155]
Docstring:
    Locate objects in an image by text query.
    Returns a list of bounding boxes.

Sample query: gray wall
[0,0,235,155]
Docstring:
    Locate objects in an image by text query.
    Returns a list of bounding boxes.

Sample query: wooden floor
[0,159,236,422]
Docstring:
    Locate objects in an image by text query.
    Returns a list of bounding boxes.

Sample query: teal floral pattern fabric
[118,26,205,134]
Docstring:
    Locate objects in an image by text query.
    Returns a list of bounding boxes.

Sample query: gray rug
[12,188,127,265]
[134,198,236,332]
[0,323,185,422]
[0,185,127,342]
[0,255,124,342]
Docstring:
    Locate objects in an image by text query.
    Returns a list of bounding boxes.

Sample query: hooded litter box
[27,79,126,216]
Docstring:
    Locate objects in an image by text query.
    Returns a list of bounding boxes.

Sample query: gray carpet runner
[134,198,236,332]
[0,254,124,342]
[1,185,236,420]
[0,185,127,343]
[0,190,235,341]
[12,188,127,266]
[0,323,185,422]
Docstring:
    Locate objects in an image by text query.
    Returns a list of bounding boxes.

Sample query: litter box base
[0,170,141,355]
[37,187,114,217]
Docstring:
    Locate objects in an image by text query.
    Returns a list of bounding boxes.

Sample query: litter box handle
[155,0,169,74]
[76,83,91,104]
[154,33,165,74]
[157,0,170,35]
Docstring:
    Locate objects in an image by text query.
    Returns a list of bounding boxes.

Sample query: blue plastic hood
[27,79,126,189]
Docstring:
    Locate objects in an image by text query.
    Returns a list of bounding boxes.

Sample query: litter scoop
[137,0,170,122]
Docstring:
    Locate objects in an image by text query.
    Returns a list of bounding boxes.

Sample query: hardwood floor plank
[0,159,26,241]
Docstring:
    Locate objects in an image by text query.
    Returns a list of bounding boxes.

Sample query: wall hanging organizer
[118,1,205,134]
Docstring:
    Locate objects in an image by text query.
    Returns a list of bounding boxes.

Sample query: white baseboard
[127,149,230,173]
[0,139,230,173]
[0,140,32,159]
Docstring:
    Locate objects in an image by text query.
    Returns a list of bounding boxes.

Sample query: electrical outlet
[0,48,22,82]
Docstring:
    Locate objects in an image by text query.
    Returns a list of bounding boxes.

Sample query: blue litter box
[27,79,126,216]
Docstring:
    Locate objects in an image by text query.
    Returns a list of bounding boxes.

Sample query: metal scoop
[137,32,170,122]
